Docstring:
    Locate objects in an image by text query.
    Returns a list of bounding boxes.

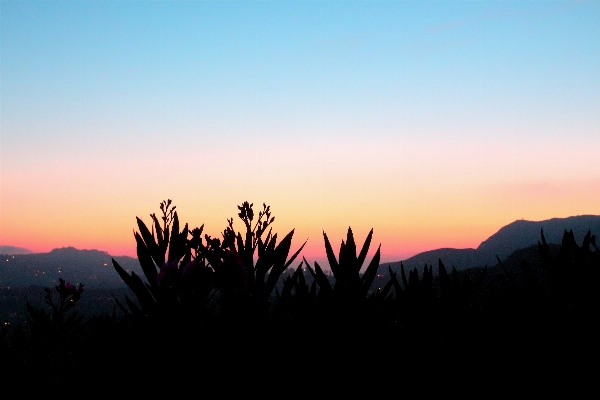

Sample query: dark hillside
[385,215,600,274]
[477,215,600,259]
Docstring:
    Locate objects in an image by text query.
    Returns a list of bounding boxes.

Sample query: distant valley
[0,247,140,289]
[0,248,140,323]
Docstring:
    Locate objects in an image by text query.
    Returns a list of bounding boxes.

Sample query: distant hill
[476,215,600,259]
[382,215,600,274]
[0,245,32,255]
[0,247,141,289]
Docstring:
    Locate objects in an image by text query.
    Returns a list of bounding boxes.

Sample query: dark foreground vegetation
[1,201,598,392]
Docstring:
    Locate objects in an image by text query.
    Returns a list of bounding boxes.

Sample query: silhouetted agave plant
[111,199,191,318]
[538,228,600,320]
[299,227,395,340]
[209,202,308,320]
[112,200,306,324]
[308,227,382,304]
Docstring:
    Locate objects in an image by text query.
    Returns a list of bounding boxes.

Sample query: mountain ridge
[3,215,600,288]
[382,214,600,273]
[0,245,33,255]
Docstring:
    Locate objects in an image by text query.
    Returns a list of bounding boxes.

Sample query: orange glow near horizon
[3,194,596,266]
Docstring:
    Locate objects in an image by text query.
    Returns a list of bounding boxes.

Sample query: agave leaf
[257,237,266,259]
[400,262,408,289]
[255,249,273,285]
[340,229,357,277]
[255,234,279,283]
[305,258,316,278]
[388,266,404,299]
[128,271,157,313]
[112,258,134,288]
[356,229,373,273]
[313,261,333,294]
[180,251,191,270]
[269,233,278,251]
[263,227,273,249]
[346,227,357,266]
[137,217,164,268]
[144,282,159,300]
[265,230,300,298]
[296,263,308,297]
[338,240,347,273]
[152,214,164,252]
[375,275,395,304]
[171,223,189,263]
[284,239,307,270]
[438,259,450,298]
[360,245,381,297]
[323,231,341,282]
[134,233,158,290]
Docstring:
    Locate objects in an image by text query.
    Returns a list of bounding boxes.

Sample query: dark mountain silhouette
[382,215,600,274]
[0,245,32,255]
[476,215,600,258]
[0,246,140,289]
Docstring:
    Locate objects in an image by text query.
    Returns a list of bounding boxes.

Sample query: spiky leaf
[137,217,164,267]
[323,231,341,282]
[360,245,381,297]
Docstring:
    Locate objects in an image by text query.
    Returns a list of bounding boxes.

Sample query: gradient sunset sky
[1,0,599,266]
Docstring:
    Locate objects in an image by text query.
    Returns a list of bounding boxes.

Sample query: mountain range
[382,214,600,274]
[1,215,599,289]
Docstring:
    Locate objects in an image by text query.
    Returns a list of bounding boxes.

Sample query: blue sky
[1,0,599,262]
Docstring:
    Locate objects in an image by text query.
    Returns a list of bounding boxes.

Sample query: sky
[1,0,599,267]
